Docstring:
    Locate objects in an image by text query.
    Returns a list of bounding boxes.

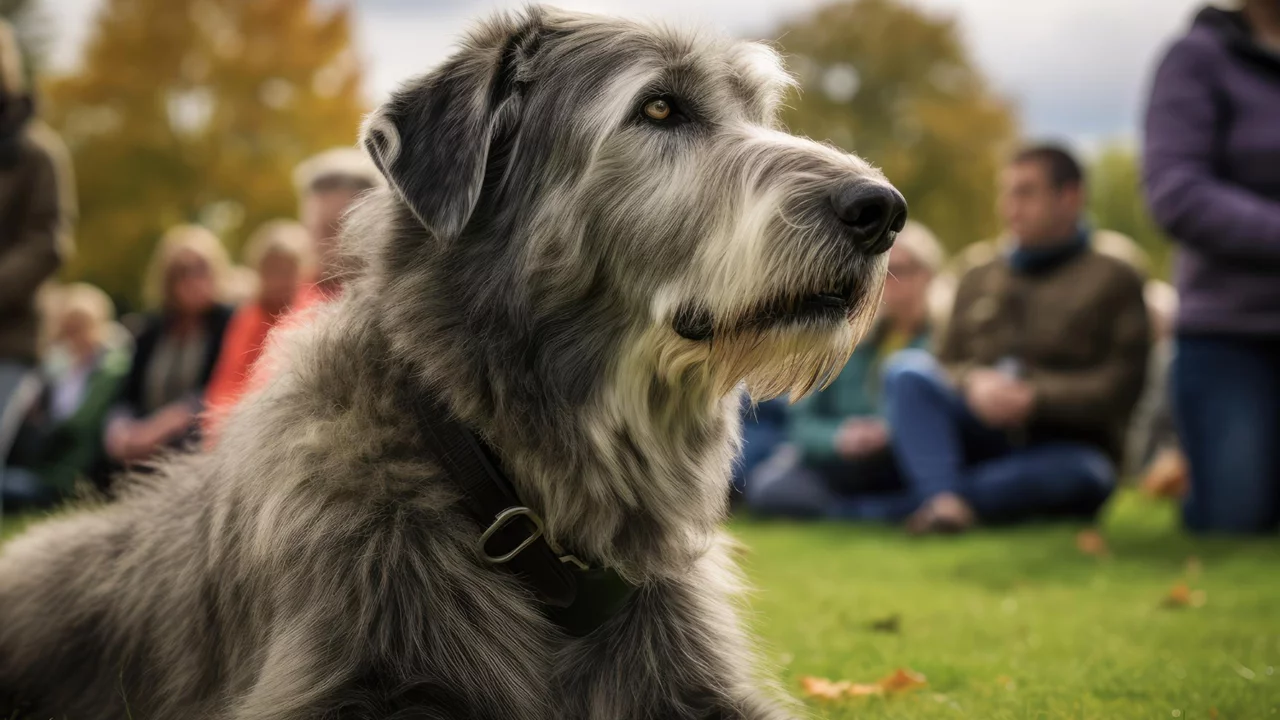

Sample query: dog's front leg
[557,536,800,720]
[676,544,803,720]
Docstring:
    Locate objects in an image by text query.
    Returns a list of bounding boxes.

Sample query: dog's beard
[651,269,885,403]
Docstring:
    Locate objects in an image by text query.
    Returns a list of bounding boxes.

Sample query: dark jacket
[1143,6,1280,336]
[0,120,76,364]
[113,305,234,421]
[938,246,1150,464]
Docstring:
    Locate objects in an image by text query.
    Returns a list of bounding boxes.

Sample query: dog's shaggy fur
[0,7,903,719]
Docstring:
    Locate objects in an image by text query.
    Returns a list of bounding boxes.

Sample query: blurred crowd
[2,1,1279,535]
[0,15,381,512]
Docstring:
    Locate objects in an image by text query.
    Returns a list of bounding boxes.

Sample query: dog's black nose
[829,182,908,254]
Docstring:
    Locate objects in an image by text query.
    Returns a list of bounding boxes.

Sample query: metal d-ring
[478,506,545,564]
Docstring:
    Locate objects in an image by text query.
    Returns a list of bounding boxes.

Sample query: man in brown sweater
[0,20,76,471]
[875,145,1150,533]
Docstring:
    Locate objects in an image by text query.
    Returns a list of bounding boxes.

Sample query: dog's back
[0,461,223,717]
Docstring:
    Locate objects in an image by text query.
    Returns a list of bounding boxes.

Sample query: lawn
[732,491,1280,719]
[3,492,1278,719]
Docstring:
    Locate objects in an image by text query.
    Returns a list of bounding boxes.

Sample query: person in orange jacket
[202,149,381,440]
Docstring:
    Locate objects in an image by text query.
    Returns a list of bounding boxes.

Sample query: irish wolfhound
[0,6,905,719]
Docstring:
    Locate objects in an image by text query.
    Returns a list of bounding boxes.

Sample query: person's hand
[834,418,889,460]
[136,403,195,452]
[152,402,196,438]
[965,369,1035,429]
[105,418,151,463]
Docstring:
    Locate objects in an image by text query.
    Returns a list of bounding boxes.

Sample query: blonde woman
[3,284,129,510]
[103,225,233,466]
[744,221,944,517]
[203,219,314,434]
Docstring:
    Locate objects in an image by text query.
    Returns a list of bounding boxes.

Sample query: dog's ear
[360,12,543,240]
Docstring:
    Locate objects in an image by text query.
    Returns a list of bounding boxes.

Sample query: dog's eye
[643,98,672,121]
[640,95,691,127]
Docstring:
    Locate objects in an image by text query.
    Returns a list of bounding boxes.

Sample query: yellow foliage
[43,0,367,307]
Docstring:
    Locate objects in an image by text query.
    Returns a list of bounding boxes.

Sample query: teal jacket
[788,322,931,462]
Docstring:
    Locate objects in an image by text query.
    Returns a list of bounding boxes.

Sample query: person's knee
[1069,448,1117,494]
[882,349,946,398]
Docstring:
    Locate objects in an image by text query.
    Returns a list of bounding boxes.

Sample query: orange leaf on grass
[1075,529,1108,557]
[1162,583,1208,609]
[799,676,850,701]
[879,668,928,692]
[800,668,928,701]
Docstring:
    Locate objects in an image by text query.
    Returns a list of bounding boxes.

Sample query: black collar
[412,393,636,636]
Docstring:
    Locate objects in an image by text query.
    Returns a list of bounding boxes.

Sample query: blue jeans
[861,351,1115,523]
[745,447,901,519]
[1174,334,1280,534]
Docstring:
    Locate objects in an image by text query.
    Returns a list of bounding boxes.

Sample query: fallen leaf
[1210,707,1218,719]
[1162,583,1207,609]
[799,668,927,701]
[869,613,902,634]
[1185,555,1203,579]
[1075,529,1109,557]
[1163,583,1192,607]
[879,668,928,693]
[799,676,849,701]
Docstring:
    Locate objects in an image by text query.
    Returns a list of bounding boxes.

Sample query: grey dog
[0,6,905,719]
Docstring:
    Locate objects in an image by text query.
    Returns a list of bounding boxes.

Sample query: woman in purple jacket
[1143,1,1280,534]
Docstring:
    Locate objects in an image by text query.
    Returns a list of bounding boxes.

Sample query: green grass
[732,491,1280,719]
[4,492,1278,719]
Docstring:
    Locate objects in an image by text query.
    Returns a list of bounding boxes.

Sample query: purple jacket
[1143,7,1280,336]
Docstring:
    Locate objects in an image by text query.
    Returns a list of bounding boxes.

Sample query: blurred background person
[731,395,788,504]
[876,146,1149,534]
[202,219,314,435]
[3,283,129,511]
[290,147,381,310]
[103,225,233,468]
[0,19,75,487]
[744,221,942,518]
[1143,0,1280,534]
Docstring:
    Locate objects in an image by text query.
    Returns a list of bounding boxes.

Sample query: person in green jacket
[745,221,943,517]
[3,283,129,511]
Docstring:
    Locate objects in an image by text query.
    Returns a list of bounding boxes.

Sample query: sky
[45,0,1209,150]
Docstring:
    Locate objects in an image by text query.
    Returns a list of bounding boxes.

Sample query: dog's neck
[426,331,737,583]
[352,198,738,582]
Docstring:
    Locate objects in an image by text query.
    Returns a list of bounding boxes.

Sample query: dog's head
[361,6,904,407]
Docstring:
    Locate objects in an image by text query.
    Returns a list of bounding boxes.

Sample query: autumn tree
[45,0,367,307]
[767,0,1017,253]
[1089,144,1172,279]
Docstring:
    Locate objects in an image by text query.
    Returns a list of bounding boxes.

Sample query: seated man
[744,221,942,517]
[882,145,1149,533]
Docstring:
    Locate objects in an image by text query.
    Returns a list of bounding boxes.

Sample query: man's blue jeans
[854,351,1115,523]
[1174,334,1280,534]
